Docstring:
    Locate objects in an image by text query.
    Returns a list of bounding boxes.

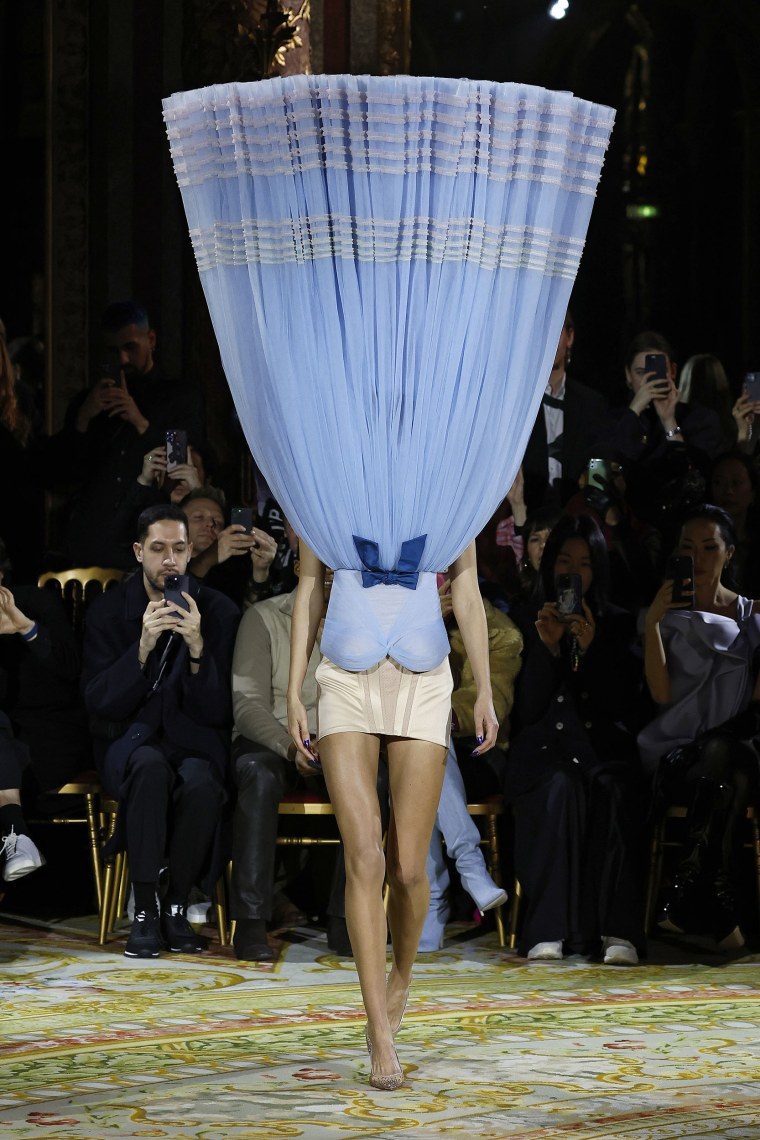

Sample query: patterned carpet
[1,918,760,1140]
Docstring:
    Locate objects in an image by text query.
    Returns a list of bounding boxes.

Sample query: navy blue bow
[353,534,427,590]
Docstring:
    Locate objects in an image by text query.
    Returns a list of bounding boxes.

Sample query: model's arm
[287,539,325,765]
[449,541,499,753]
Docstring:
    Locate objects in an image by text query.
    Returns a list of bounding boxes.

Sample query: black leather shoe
[233,918,274,961]
[711,872,745,950]
[162,905,208,953]
[124,910,163,958]
[327,915,353,956]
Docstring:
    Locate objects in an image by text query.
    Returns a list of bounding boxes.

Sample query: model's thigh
[385,737,447,873]
[319,732,384,853]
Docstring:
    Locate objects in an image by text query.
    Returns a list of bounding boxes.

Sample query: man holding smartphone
[82,504,240,958]
[43,301,206,568]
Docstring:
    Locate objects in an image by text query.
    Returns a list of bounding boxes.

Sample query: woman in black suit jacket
[504,513,646,964]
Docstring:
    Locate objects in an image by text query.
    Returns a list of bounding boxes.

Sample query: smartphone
[744,372,760,403]
[555,572,584,619]
[164,573,191,612]
[99,363,121,386]
[587,457,610,492]
[665,555,694,607]
[230,506,254,534]
[165,429,188,473]
[644,353,668,381]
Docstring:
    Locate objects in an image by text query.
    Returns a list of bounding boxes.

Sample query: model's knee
[385,855,428,894]
[344,842,386,889]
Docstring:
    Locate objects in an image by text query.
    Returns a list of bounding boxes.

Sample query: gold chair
[38,566,125,644]
[465,796,507,947]
[644,804,760,935]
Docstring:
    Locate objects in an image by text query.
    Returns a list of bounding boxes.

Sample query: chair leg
[114,856,129,932]
[84,792,103,911]
[99,858,117,945]
[508,879,521,950]
[644,818,666,936]
[483,811,506,948]
[214,876,228,946]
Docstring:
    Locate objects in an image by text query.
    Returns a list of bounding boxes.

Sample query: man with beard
[46,301,205,567]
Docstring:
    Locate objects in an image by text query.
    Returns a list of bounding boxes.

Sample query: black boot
[710,871,745,950]
[658,778,731,935]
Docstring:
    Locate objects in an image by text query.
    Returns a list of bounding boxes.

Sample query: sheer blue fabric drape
[163,75,613,572]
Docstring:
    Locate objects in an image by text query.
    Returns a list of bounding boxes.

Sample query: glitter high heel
[365,1026,404,1091]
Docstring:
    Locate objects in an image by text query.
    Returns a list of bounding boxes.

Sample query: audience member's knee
[177,757,224,807]
[234,751,285,805]
[127,748,173,790]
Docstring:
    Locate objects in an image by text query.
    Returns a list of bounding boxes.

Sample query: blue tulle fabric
[163,75,614,670]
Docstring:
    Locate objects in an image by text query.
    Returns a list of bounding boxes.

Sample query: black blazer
[81,571,240,796]
[505,605,643,799]
[522,378,608,511]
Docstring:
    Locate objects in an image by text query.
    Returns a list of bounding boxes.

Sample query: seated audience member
[418,578,522,951]
[678,353,736,453]
[564,451,661,612]
[475,468,527,612]
[0,537,89,800]
[507,506,561,635]
[230,561,387,960]
[182,488,279,607]
[594,332,723,530]
[521,309,608,513]
[639,504,760,950]
[44,301,205,568]
[0,326,43,582]
[505,513,645,964]
[82,505,240,958]
[709,453,760,598]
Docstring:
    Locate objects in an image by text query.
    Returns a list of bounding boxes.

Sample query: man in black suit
[82,504,239,958]
[521,311,608,513]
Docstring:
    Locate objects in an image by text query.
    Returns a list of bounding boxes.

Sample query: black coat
[81,571,240,797]
[522,378,608,512]
[506,605,643,796]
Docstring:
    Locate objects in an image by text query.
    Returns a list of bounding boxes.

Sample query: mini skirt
[315,655,453,748]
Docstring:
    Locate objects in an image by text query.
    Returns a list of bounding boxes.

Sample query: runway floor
[1,915,759,1139]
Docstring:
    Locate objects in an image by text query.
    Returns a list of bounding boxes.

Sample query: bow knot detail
[353,534,427,590]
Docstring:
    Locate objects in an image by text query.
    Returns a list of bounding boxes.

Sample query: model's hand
[471,693,499,755]
[535,602,565,654]
[139,598,184,659]
[0,586,36,637]
[287,693,321,769]
[645,579,692,630]
[249,527,278,580]
[138,444,167,486]
[217,525,256,565]
[567,599,596,652]
[288,739,321,777]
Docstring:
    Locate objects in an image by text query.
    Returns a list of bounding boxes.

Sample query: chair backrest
[37,567,126,643]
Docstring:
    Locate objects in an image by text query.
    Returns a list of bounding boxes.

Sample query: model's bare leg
[384,737,447,1034]
[317,731,398,1078]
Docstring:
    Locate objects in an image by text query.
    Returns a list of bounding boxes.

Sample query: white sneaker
[187,895,211,925]
[2,828,45,882]
[526,940,563,961]
[602,936,638,966]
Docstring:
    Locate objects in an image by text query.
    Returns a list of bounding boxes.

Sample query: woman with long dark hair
[505,513,645,963]
[639,504,760,948]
